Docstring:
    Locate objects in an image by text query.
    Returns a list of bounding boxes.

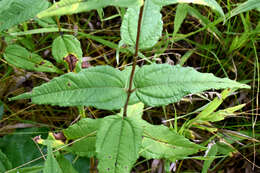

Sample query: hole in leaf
[63,54,78,72]
[67,82,71,87]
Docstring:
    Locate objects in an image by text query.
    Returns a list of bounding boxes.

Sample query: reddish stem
[123,5,144,117]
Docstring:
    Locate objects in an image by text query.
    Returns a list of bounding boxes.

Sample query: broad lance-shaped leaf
[96,115,142,173]
[37,0,143,18]
[121,0,163,49]
[4,45,62,73]
[52,35,82,72]
[0,0,49,31]
[134,64,250,107]
[63,118,100,157]
[151,0,224,18]
[10,66,128,110]
[140,121,205,160]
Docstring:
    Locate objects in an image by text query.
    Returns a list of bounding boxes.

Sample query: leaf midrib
[32,85,126,98]
[135,80,238,89]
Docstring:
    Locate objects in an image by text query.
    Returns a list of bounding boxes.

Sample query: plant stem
[123,5,144,117]
[78,106,86,118]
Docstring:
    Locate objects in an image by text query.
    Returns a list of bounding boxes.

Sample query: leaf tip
[9,92,33,101]
[238,83,251,89]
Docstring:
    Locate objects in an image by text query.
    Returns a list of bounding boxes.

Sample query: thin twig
[123,5,144,117]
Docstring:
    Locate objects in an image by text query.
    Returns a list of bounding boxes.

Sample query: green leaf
[230,0,260,18]
[126,102,144,119]
[10,66,128,110]
[56,155,78,173]
[43,143,63,173]
[202,142,218,173]
[190,89,236,124]
[118,102,144,119]
[215,141,236,156]
[96,115,142,173]
[63,118,100,139]
[35,16,57,28]
[173,4,188,35]
[0,0,49,31]
[0,128,48,167]
[37,0,143,18]
[140,122,205,160]
[52,35,83,71]
[63,155,90,173]
[204,104,246,122]
[134,64,250,107]
[4,44,62,73]
[63,118,100,157]
[35,133,87,172]
[152,0,224,18]
[34,2,57,28]
[19,37,35,51]
[0,149,12,172]
[121,0,163,49]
